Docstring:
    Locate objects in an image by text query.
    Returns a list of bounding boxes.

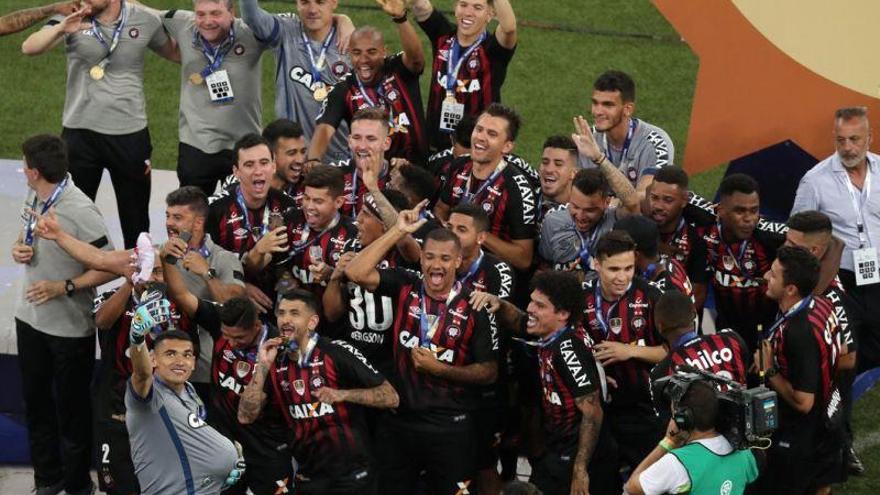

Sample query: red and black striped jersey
[267,336,385,479]
[92,291,192,421]
[418,10,516,150]
[328,159,390,219]
[282,179,305,209]
[823,277,857,352]
[317,54,428,163]
[457,250,514,300]
[207,184,300,257]
[771,296,840,441]
[440,157,538,241]
[647,257,695,301]
[582,277,663,413]
[285,215,360,297]
[659,215,709,285]
[537,326,602,456]
[428,150,538,205]
[373,268,498,422]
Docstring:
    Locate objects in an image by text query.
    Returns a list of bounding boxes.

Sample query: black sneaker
[34,480,63,495]
[847,446,866,476]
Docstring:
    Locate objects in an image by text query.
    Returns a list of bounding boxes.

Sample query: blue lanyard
[196,241,211,259]
[25,176,69,246]
[458,250,485,286]
[717,220,751,276]
[604,118,636,165]
[295,332,319,367]
[235,186,270,242]
[300,25,336,85]
[232,325,267,362]
[193,25,235,78]
[350,168,359,218]
[290,213,340,256]
[538,325,569,348]
[90,1,129,59]
[577,226,601,270]
[445,32,487,95]
[419,282,461,348]
[593,282,626,337]
[356,76,386,108]
[763,297,812,341]
[464,161,506,203]
[672,331,698,350]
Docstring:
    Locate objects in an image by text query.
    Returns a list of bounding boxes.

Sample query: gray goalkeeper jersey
[238,0,352,161]
[579,118,675,184]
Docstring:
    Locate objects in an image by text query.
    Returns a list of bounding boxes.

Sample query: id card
[854,247,879,286]
[439,99,465,132]
[206,70,234,103]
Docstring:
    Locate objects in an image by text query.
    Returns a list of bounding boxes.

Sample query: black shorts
[475,407,505,471]
[529,449,620,495]
[375,413,476,495]
[96,420,139,495]
[296,466,375,495]
[759,435,844,494]
[607,410,665,472]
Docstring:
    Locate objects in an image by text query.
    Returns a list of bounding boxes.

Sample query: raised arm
[1,0,77,36]
[159,242,199,318]
[21,6,85,54]
[378,0,424,74]
[492,0,517,49]
[238,0,279,42]
[95,282,133,330]
[362,153,422,263]
[35,207,133,275]
[128,299,173,399]
[306,124,336,163]
[410,0,434,23]
[572,116,639,215]
[238,337,280,424]
[323,251,356,323]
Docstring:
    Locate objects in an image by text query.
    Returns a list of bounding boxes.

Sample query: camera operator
[623,380,759,495]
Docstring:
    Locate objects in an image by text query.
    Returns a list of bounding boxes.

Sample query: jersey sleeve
[238,0,285,46]
[145,9,170,51]
[783,324,821,394]
[125,377,160,412]
[417,9,455,45]
[470,309,499,363]
[388,51,421,78]
[93,289,119,314]
[65,202,114,251]
[316,77,350,127]
[485,32,516,67]
[504,170,538,240]
[687,229,710,284]
[192,299,223,341]
[555,335,599,398]
[212,249,246,287]
[161,10,184,39]
[791,175,820,214]
[374,267,420,300]
[206,204,223,245]
[637,453,690,495]
[489,259,514,300]
[329,340,386,388]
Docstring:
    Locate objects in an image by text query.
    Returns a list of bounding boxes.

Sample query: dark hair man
[538,134,579,222]
[470,271,613,495]
[582,231,666,475]
[624,380,759,495]
[23,0,177,247]
[581,70,674,195]
[264,118,308,203]
[697,173,786,350]
[310,11,428,163]
[613,215,694,300]
[238,289,399,494]
[754,246,843,495]
[14,134,115,495]
[410,0,518,150]
[345,210,499,495]
[646,166,709,309]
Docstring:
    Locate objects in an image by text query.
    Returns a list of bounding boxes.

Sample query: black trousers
[840,270,880,372]
[16,318,94,492]
[62,127,152,249]
[177,142,235,198]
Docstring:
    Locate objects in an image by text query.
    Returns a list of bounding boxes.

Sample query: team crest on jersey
[609,318,623,334]
[387,89,398,101]
[722,255,735,271]
[627,166,637,181]
[234,44,245,55]
[235,361,251,378]
[447,326,460,339]
[311,376,324,388]
[481,201,494,213]
[332,61,349,77]
[744,260,754,271]
[632,317,645,329]
[293,379,305,396]
[468,57,479,70]
[281,380,291,392]
[128,27,139,39]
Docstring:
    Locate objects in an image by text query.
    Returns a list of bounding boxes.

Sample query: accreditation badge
[854,247,879,286]
[205,69,234,103]
[439,92,465,133]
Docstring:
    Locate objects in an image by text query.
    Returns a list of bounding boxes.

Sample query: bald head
[351,26,384,45]
[349,26,387,85]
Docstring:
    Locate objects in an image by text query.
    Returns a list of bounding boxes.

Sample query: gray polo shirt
[579,119,675,184]
[169,235,245,384]
[49,3,168,135]
[792,151,880,272]
[239,0,352,161]
[164,11,268,154]
[539,205,618,269]
[126,378,237,495]
[14,176,114,338]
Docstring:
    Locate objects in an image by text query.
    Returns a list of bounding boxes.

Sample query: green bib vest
[670,442,759,495]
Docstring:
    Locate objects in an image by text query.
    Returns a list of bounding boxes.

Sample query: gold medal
[189,72,204,85]
[89,65,105,81]
[444,92,457,104]
[313,85,328,102]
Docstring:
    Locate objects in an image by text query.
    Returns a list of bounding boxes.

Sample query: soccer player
[470,271,615,495]
[581,70,674,193]
[434,104,537,271]
[163,0,271,196]
[22,0,177,247]
[538,135,579,223]
[613,215,694,300]
[645,166,709,309]
[238,289,399,494]
[310,2,428,163]
[345,211,499,495]
[754,246,843,495]
[582,231,666,473]
[410,0,517,150]
[238,0,355,162]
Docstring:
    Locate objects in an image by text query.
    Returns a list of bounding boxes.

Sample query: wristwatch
[203,268,217,281]
[65,279,75,297]
[765,366,778,378]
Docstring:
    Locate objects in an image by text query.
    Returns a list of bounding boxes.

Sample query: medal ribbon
[464,160,507,203]
[577,225,602,270]
[458,249,485,286]
[538,325,569,348]
[233,324,268,362]
[193,25,236,78]
[593,281,628,337]
[418,282,461,348]
[297,332,320,367]
[235,186,271,243]
[156,377,207,421]
[90,1,129,64]
[289,213,341,257]
[717,220,751,277]
[300,25,337,86]
[671,330,698,350]
[602,118,637,165]
[25,175,69,246]
[840,162,872,248]
[763,296,813,341]
[445,32,487,96]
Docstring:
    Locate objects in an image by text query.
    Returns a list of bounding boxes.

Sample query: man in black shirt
[238,289,399,495]
[346,213,498,495]
[264,119,308,205]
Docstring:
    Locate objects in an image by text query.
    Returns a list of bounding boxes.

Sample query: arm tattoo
[367,191,400,230]
[574,391,603,469]
[341,381,399,409]
[0,4,55,36]
[237,363,269,423]
[598,159,637,206]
